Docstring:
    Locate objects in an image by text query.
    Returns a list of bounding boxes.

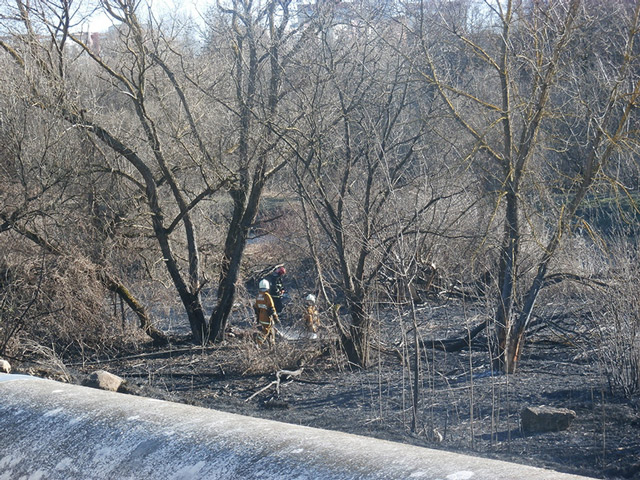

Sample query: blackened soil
[71,302,640,480]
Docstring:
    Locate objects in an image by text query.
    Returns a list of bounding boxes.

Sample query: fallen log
[397,316,488,353]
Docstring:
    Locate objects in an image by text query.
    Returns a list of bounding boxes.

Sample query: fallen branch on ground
[67,345,216,366]
[245,368,304,402]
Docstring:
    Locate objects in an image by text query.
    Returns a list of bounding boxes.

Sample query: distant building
[76,31,102,57]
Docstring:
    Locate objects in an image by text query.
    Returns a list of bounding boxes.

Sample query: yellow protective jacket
[254,291,278,327]
[303,305,317,331]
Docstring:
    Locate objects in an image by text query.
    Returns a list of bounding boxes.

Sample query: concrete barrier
[0,374,594,479]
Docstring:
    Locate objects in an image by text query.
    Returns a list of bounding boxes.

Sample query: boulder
[83,370,124,392]
[0,359,11,374]
[521,405,576,433]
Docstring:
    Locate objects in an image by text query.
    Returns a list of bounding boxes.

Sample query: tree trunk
[333,293,371,368]
[208,205,246,342]
[100,272,169,346]
[209,236,245,343]
[495,188,520,373]
[349,320,371,368]
[209,176,265,342]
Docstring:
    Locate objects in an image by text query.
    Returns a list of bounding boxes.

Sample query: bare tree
[285,4,464,367]
[0,0,306,345]
[406,0,640,372]
[0,61,169,345]
[205,0,300,341]
[0,0,216,342]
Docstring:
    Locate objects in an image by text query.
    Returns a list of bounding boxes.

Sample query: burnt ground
[43,299,640,480]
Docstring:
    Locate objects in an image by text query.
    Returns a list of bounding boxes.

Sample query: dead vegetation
[1,2,639,479]
[6,292,638,480]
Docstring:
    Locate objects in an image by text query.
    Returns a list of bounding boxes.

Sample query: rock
[0,359,11,373]
[83,370,124,392]
[521,405,576,433]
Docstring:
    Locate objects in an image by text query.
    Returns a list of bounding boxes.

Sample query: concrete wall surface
[0,374,595,480]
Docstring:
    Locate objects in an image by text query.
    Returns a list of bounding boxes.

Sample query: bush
[592,239,640,398]
[0,244,122,362]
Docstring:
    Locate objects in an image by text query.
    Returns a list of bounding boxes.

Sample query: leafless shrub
[236,334,302,377]
[591,239,640,398]
[0,242,124,361]
[16,339,73,383]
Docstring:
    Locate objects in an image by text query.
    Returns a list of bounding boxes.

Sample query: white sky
[86,0,212,32]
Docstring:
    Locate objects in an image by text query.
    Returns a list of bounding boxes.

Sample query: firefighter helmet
[276,266,286,276]
[259,279,270,291]
[305,294,316,304]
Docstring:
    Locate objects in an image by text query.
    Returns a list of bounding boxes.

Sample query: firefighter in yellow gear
[303,293,318,333]
[254,279,279,345]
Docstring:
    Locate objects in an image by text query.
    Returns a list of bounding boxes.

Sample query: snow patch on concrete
[0,374,32,382]
[408,471,430,477]
[55,458,73,470]
[171,461,206,480]
[447,472,475,480]
[68,416,83,426]
[43,407,63,417]
[0,455,22,469]
[28,469,48,480]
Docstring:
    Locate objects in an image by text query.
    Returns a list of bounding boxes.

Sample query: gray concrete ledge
[0,374,595,479]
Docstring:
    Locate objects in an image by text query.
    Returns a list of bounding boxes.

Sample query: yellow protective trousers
[255,291,277,345]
